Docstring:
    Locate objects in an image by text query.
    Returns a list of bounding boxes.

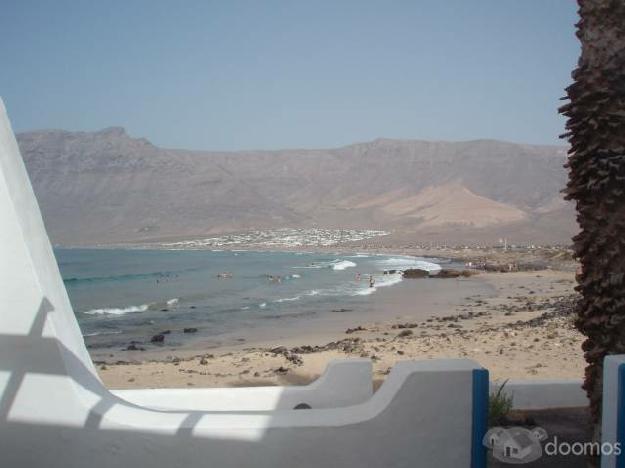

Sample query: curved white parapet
[491,379,588,410]
[114,358,373,411]
[0,98,489,468]
[1,350,487,468]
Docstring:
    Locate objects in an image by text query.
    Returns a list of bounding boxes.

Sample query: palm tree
[560,0,625,424]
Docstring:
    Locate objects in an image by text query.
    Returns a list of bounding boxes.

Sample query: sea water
[56,248,445,350]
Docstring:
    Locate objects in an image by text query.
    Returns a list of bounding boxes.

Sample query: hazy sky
[1,1,579,150]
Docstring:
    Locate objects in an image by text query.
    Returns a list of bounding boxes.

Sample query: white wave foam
[274,296,301,303]
[290,274,301,279]
[166,298,179,306]
[376,256,441,272]
[83,304,149,316]
[377,273,404,288]
[259,302,267,309]
[294,259,357,270]
[332,260,357,271]
[352,273,403,296]
[82,330,123,337]
[354,287,376,296]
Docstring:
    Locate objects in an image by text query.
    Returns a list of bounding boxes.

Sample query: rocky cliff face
[17,128,576,245]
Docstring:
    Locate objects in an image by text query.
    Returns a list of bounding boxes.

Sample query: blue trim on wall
[617,364,625,468]
[471,368,489,468]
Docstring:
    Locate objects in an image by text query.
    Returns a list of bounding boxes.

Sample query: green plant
[489,379,513,426]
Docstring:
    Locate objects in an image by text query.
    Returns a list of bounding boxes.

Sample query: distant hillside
[16,128,576,246]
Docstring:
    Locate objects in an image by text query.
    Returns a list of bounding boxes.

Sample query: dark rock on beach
[199,354,214,365]
[287,337,365,355]
[150,334,165,343]
[269,346,303,366]
[286,353,303,365]
[402,268,429,278]
[392,322,418,329]
[125,342,146,351]
[433,269,476,279]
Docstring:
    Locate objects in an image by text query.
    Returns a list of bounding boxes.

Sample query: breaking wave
[83,330,122,337]
[375,256,441,272]
[83,304,150,316]
[294,259,357,270]
[353,273,403,296]
[331,260,357,270]
[274,296,302,303]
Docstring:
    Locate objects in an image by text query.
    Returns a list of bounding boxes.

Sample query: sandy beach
[97,265,584,390]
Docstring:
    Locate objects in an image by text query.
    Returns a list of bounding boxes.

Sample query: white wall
[0,98,96,375]
[114,359,373,411]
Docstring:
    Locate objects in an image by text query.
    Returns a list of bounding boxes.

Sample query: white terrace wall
[0,98,96,376]
[114,358,374,411]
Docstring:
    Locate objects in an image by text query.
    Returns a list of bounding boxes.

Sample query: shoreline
[97,269,584,389]
[79,248,459,360]
[89,271,493,362]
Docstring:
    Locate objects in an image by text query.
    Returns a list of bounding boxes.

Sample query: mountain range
[16,127,577,246]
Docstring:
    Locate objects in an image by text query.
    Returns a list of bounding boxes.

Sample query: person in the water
[268,275,282,283]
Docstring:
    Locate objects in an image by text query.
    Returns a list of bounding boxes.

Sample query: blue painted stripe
[471,368,489,468]
[617,364,625,468]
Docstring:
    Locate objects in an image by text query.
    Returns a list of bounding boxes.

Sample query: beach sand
[98,268,584,389]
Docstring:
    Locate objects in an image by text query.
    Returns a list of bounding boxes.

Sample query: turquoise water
[55,248,448,350]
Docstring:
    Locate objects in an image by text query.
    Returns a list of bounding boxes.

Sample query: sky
[0,1,580,151]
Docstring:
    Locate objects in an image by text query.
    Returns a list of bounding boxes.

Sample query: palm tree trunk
[560,0,625,424]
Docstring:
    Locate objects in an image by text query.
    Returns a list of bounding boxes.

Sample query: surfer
[369,275,375,288]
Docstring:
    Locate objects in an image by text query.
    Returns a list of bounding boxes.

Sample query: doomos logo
[483,427,547,464]
[484,426,622,464]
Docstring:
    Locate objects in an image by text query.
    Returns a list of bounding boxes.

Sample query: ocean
[56,248,448,352]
